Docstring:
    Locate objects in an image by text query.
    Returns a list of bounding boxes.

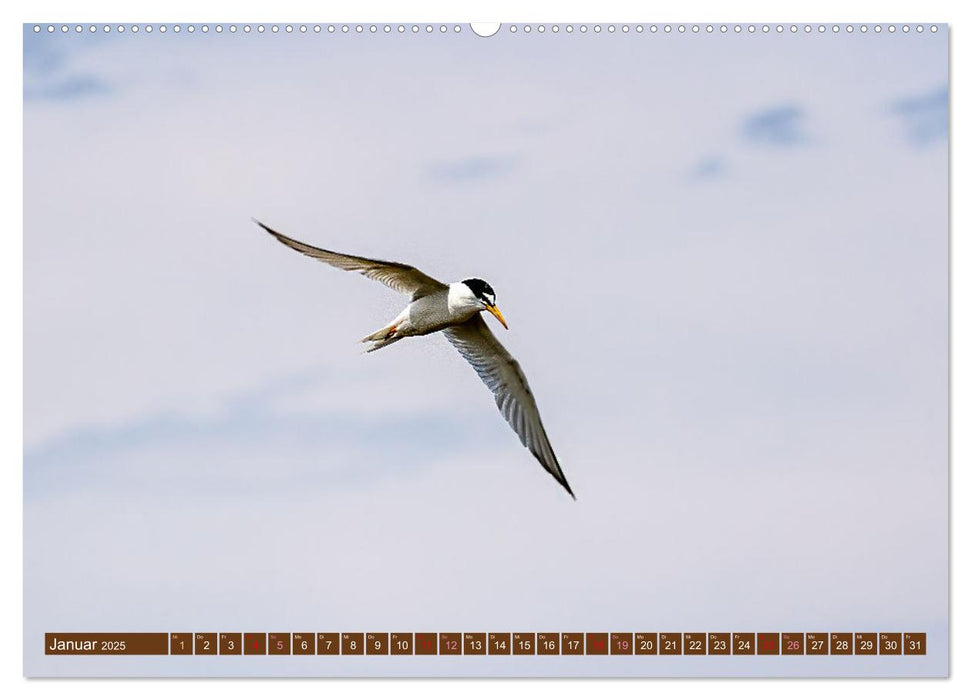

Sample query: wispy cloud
[24,74,112,102]
[24,367,479,499]
[892,86,948,146]
[23,30,115,102]
[425,154,518,183]
[741,104,809,147]
[23,29,66,76]
[688,155,728,181]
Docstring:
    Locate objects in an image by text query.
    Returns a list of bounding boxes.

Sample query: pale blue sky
[24,25,948,677]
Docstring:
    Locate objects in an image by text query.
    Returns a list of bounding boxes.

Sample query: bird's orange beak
[486,304,508,329]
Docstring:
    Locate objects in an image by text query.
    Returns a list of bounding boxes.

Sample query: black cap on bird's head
[462,278,496,304]
[462,278,508,329]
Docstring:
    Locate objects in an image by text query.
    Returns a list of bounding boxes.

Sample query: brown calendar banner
[44,632,927,656]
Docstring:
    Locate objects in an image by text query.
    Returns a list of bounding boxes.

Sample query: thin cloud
[23,29,117,101]
[688,155,728,181]
[741,104,809,146]
[24,368,480,499]
[23,29,66,76]
[892,86,948,146]
[24,74,112,102]
[425,154,518,183]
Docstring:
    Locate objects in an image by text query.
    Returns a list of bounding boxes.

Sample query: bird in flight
[255,220,574,498]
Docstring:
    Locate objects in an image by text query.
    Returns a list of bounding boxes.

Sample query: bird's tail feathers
[361,325,396,343]
[363,336,403,353]
[361,324,402,353]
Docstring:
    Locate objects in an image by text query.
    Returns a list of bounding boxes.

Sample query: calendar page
[23,21,948,678]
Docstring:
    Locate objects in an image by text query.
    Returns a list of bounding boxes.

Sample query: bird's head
[462,278,508,329]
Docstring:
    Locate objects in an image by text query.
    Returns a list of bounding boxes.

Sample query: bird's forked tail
[361,324,402,353]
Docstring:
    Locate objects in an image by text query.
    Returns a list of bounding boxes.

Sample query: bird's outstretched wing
[444,316,574,498]
[255,220,447,300]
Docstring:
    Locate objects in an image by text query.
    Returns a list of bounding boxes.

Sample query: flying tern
[255,220,574,498]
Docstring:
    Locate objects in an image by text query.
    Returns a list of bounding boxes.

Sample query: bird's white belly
[396,296,475,336]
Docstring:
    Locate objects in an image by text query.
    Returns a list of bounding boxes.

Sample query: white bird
[255,220,574,498]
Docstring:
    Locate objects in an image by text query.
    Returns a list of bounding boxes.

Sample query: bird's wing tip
[561,480,576,500]
[253,218,287,241]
